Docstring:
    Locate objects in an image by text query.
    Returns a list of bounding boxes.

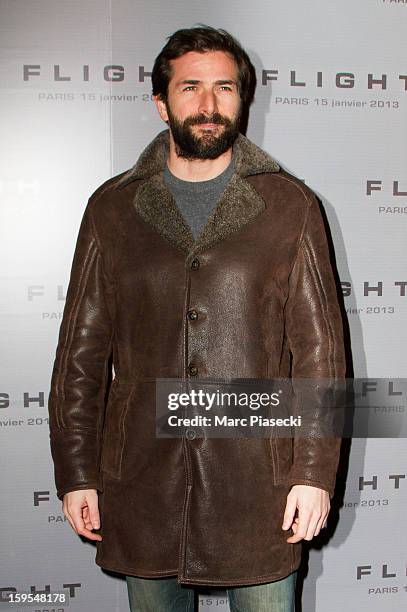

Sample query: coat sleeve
[284,193,346,499]
[48,200,113,501]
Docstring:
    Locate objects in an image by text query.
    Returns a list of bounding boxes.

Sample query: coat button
[187,309,198,321]
[185,428,196,440]
[191,258,200,270]
[188,364,198,376]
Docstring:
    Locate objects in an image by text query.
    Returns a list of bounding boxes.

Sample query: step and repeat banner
[1,1,406,611]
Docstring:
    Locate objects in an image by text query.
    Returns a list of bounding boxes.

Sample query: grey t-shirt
[163,148,236,239]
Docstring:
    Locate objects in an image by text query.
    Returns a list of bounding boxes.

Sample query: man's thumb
[282,497,296,530]
[88,500,100,529]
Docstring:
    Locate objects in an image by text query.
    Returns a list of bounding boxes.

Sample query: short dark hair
[151,25,256,110]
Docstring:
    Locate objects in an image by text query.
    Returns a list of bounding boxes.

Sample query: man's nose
[198,90,218,116]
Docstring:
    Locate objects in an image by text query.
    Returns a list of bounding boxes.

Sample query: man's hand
[282,484,329,543]
[63,489,102,542]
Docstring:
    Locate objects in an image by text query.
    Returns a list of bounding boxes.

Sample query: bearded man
[48,25,346,612]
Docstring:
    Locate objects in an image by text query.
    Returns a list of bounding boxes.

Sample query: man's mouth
[195,123,223,129]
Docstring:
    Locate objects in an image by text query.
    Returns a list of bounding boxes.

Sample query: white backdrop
[1,1,406,610]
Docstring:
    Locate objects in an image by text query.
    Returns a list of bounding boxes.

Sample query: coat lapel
[115,129,280,257]
[133,172,195,254]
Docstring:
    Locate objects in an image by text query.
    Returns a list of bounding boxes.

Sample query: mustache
[186,113,229,126]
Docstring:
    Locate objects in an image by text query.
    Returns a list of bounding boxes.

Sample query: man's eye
[183,86,196,91]
[219,86,233,91]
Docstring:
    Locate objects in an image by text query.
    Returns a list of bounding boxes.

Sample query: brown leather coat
[48,129,346,587]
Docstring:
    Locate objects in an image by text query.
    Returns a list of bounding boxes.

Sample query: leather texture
[48,129,346,586]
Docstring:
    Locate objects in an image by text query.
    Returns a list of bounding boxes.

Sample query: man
[48,25,346,612]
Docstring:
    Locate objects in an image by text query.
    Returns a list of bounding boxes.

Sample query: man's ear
[153,94,169,122]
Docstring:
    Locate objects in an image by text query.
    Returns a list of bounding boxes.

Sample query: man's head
[151,25,256,160]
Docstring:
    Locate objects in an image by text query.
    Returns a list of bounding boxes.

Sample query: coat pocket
[269,436,293,485]
[100,382,134,479]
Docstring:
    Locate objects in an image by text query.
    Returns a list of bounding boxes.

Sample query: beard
[165,102,242,160]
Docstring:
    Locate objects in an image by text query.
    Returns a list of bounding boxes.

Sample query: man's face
[154,50,242,160]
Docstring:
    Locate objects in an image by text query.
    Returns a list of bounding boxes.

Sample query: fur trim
[132,166,268,257]
[115,129,280,256]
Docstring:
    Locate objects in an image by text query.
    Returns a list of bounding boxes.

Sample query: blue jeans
[126,571,297,612]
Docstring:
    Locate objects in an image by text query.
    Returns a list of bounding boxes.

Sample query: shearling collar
[115,128,279,188]
[114,129,281,259]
